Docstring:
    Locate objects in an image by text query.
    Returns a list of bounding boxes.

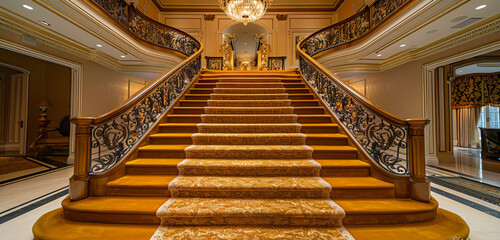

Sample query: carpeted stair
[33,70,469,240]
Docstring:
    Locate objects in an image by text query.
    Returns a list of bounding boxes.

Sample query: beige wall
[337,0,366,21]
[158,11,337,68]
[339,30,500,119]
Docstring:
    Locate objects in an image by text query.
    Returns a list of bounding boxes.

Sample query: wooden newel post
[69,117,94,201]
[407,119,431,202]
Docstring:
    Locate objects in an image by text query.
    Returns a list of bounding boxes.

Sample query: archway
[222,23,269,68]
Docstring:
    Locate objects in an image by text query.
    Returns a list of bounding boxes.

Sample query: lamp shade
[36,96,53,107]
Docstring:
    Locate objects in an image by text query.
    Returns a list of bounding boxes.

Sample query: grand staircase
[34,70,469,240]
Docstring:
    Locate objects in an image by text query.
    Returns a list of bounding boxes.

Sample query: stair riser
[197,124,301,133]
[292,101,320,106]
[298,116,331,123]
[139,150,186,159]
[207,100,291,107]
[283,84,306,88]
[179,166,319,176]
[185,150,312,159]
[216,83,284,88]
[184,95,210,100]
[179,101,208,107]
[289,94,314,99]
[313,151,358,159]
[173,108,204,114]
[149,137,192,145]
[342,211,437,225]
[301,126,338,133]
[286,89,309,94]
[161,216,340,227]
[107,187,171,197]
[194,84,216,88]
[214,89,286,94]
[214,79,282,82]
[306,138,348,145]
[159,125,198,133]
[63,210,160,225]
[204,108,295,114]
[331,188,394,198]
[192,135,306,145]
[210,94,290,100]
[320,167,370,177]
[170,189,326,199]
[294,108,325,114]
[190,89,214,94]
[201,115,297,123]
[126,167,179,175]
[166,116,201,123]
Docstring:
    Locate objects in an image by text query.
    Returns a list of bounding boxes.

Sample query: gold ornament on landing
[219,0,272,26]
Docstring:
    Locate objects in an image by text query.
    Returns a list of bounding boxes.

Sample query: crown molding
[325,15,500,73]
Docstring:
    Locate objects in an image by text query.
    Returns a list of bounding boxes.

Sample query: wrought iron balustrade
[268,57,287,70]
[90,0,199,56]
[300,0,411,56]
[70,0,204,201]
[297,0,429,202]
[205,57,224,70]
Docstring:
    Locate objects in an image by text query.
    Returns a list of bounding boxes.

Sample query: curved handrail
[88,0,200,56]
[296,0,429,202]
[301,0,414,57]
[69,1,204,201]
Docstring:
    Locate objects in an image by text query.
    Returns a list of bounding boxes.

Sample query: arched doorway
[222,23,269,69]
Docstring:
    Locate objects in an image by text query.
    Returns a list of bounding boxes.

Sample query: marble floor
[0,162,499,240]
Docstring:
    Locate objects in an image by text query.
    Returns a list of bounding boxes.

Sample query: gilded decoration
[205,56,224,70]
[268,56,287,70]
[451,73,500,108]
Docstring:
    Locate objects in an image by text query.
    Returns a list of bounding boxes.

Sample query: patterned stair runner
[151,79,354,239]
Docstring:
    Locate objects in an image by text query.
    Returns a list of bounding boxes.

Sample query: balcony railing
[297,0,429,202]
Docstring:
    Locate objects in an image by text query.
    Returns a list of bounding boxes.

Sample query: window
[478,105,500,130]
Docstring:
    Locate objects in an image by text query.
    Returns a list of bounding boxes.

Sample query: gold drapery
[451,72,500,109]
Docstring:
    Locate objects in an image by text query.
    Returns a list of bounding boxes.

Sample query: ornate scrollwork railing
[89,56,201,173]
[205,57,224,70]
[301,0,410,56]
[297,0,429,203]
[90,0,199,56]
[300,57,409,174]
[268,56,287,71]
[69,0,204,201]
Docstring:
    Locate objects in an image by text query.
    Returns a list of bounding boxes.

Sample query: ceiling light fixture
[96,44,102,47]
[376,53,382,57]
[23,5,33,10]
[400,44,406,47]
[219,0,272,26]
[39,20,51,26]
[120,55,126,58]
[475,5,486,10]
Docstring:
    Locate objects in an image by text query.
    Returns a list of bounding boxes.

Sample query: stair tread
[336,198,439,214]
[309,145,358,151]
[149,133,192,138]
[305,133,347,138]
[180,159,319,168]
[157,198,341,217]
[159,123,198,126]
[186,145,312,150]
[170,175,329,191]
[126,158,183,167]
[323,177,395,189]
[62,196,166,214]
[315,159,370,168]
[107,175,177,188]
[139,145,189,150]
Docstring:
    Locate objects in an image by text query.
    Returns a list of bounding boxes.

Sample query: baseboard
[0,144,20,152]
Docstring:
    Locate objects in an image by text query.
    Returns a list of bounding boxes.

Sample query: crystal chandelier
[219,0,272,26]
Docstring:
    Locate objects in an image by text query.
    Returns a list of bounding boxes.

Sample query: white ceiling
[455,62,500,75]
[362,0,500,61]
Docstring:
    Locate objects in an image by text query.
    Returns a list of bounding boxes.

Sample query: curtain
[453,107,481,148]
[452,72,500,108]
